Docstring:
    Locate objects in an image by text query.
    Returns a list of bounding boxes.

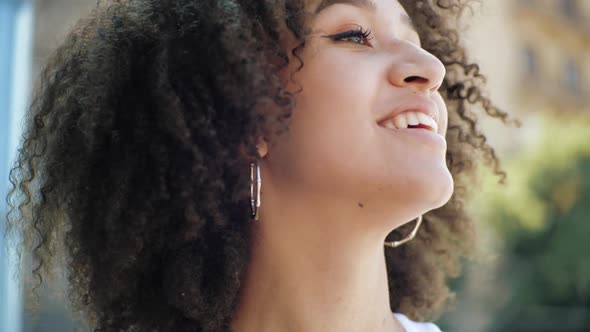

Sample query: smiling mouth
[378,110,438,133]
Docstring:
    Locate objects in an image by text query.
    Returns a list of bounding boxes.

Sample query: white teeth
[416,112,438,132]
[406,112,419,126]
[393,115,408,129]
[416,112,431,126]
[382,111,438,132]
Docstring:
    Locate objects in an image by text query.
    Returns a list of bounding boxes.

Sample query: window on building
[522,46,539,78]
[518,0,534,6]
[560,0,577,19]
[562,58,581,95]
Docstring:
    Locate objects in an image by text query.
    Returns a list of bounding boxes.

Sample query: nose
[387,43,446,95]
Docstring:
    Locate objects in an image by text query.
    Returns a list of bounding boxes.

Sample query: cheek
[287,48,380,142]
[271,48,382,188]
[285,47,375,97]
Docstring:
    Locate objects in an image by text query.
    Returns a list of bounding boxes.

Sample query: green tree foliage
[478,116,590,332]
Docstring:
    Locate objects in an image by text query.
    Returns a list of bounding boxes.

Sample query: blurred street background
[1,0,589,331]
[438,1,590,332]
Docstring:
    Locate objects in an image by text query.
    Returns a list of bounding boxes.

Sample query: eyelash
[329,25,374,46]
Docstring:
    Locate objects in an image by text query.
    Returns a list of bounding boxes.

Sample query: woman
[4,0,517,331]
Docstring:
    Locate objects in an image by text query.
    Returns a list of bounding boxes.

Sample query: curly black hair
[4,0,519,331]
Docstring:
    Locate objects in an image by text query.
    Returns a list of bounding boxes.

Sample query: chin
[424,168,454,209]
[396,166,454,212]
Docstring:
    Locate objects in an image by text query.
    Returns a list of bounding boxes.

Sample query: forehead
[307,0,417,33]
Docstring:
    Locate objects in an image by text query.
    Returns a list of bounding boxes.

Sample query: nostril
[404,76,428,84]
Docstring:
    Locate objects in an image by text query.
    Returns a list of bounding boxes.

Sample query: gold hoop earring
[384,215,423,248]
[250,159,261,220]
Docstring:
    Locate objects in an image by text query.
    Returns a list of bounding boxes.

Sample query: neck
[231,180,407,332]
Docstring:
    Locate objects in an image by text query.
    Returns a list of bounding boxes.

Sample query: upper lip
[376,97,440,129]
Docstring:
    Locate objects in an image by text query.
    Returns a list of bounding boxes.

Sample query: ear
[256,135,269,158]
[238,136,268,162]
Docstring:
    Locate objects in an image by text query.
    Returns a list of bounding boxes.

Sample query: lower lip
[377,125,447,149]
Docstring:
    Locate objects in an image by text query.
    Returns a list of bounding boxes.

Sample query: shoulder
[393,312,444,332]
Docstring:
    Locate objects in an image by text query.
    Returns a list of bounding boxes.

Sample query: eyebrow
[313,0,418,32]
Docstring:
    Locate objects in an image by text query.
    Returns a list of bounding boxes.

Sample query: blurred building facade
[514,0,590,113]
[442,1,590,331]
[32,0,96,83]
[459,0,589,158]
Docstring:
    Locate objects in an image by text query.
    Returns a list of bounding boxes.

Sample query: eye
[323,25,374,47]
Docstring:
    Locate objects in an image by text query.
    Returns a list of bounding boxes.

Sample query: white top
[393,312,443,332]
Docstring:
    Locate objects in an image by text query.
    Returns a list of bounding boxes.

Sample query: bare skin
[231,0,450,331]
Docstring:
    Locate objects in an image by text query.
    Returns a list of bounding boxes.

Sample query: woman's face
[264,0,452,221]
